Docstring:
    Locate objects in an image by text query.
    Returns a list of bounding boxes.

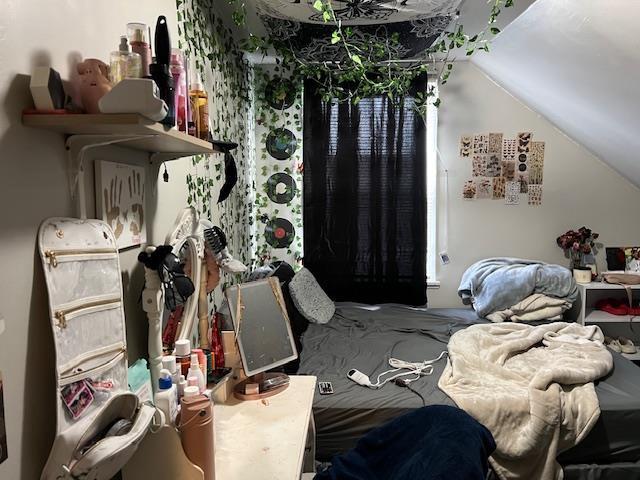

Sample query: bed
[298,303,640,479]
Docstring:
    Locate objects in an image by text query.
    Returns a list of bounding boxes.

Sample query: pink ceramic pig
[77,59,112,113]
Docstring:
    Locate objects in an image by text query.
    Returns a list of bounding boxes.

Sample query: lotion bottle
[109,36,142,84]
[189,71,209,140]
[154,369,178,425]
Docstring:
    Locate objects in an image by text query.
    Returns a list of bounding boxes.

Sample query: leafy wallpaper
[253,66,304,268]
[176,0,257,276]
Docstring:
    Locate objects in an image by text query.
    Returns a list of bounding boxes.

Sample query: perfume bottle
[189,71,209,140]
[109,36,142,84]
[127,22,152,77]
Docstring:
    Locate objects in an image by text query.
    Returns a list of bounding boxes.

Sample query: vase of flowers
[556,227,599,283]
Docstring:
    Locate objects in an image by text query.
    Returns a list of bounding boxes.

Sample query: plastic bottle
[183,385,200,399]
[161,355,179,384]
[109,36,142,84]
[154,369,178,425]
[170,49,187,132]
[189,71,209,140]
[127,22,152,77]
[177,374,187,401]
[174,338,191,377]
[188,353,206,393]
[192,348,206,376]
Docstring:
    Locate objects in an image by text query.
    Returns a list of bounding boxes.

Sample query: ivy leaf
[322,10,331,22]
[490,27,501,35]
[350,54,363,66]
[312,0,323,11]
[331,30,341,44]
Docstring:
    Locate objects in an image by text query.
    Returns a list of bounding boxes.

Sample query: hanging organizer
[39,217,157,480]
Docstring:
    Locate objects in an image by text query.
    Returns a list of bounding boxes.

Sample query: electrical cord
[394,378,426,406]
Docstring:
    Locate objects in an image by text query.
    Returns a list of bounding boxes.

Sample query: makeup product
[170,49,187,132]
[192,348,206,376]
[127,22,152,77]
[149,15,174,127]
[178,395,215,480]
[154,369,178,425]
[188,354,206,392]
[174,338,191,377]
[189,70,209,140]
[109,36,142,84]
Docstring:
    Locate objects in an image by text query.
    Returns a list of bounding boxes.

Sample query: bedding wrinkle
[439,322,613,480]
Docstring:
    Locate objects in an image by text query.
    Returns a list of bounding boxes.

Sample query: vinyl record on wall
[265,218,295,249]
[266,173,297,204]
[266,128,298,160]
[265,78,297,110]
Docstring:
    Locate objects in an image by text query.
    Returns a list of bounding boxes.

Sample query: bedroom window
[426,78,438,286]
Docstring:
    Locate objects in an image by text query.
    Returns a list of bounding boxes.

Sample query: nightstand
[214,375,317,480]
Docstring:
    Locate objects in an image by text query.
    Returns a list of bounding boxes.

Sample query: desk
[214,375,317,480]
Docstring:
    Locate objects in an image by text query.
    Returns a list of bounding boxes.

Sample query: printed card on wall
[517,172,529,193]
[493,177,506,199]
[486,154,501,177]
[459,135,472,158]
[95,161,146,250]
[0,371,7,465]
[501,160,515,180]
[462,180,476,200]
[528,184,543,206]
[517,132,532,153]
[475,177,493,199]
[529,141,545,184]
[502,139,517,162]
[472,155,487,177]
[505,181,520,205]
[488,133,503,155]
[473,134,489,154]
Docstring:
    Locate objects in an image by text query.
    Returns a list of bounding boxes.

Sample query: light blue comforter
[458,258,578,317]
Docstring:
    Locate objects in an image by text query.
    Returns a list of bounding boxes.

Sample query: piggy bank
[77,59,111,113]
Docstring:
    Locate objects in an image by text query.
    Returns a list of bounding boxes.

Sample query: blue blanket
[458,258,578,318]
[314,405,496,480]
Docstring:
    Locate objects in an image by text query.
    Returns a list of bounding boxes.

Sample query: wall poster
[459,132,545,206]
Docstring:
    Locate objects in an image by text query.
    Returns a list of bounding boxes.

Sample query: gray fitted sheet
[298,303,640,465]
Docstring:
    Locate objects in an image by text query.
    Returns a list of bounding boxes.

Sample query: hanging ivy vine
[242,0,515,109]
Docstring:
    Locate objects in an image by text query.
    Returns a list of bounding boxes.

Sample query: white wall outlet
[439,251,450,265]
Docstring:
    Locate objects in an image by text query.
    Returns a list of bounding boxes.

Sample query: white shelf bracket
[65,134,159,218]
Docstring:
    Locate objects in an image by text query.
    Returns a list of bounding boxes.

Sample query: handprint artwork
[96,161,146,249]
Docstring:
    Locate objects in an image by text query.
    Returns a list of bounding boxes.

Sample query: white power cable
[349,350,447,389]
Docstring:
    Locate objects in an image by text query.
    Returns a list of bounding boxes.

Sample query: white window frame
[426,78,439,287]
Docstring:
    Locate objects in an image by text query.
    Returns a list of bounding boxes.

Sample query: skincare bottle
[127,22,152,77]
[192,348,206,376]
[170,49,187,132]
[188,353,206,393]
[155,369,178,425]
[109,36,142,84]
[174,338,191,377]
[161,355,179,384]
[189,71,209,140]
[183,385,199,399]
[177,374,187,401]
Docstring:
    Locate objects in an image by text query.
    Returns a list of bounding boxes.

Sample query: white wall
[428,62,640,307]
[0,1,190,478]
[472,0,640,187]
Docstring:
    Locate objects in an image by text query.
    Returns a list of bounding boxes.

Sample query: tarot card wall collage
[460,132,545,206]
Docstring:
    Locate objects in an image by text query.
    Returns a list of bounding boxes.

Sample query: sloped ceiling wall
[472,0,640,186]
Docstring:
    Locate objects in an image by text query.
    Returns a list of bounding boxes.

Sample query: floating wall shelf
[22,113,220,218]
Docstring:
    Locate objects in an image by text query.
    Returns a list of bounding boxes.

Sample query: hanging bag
[38,218,157,480]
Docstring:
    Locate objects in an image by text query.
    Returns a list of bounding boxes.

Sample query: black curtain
[303,77,428,305]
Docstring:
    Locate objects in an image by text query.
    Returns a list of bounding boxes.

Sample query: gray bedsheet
[298,303,640,468]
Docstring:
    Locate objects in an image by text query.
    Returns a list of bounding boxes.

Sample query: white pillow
[288,268,335,324]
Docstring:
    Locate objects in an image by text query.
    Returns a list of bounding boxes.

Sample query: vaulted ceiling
[472,0,640,187]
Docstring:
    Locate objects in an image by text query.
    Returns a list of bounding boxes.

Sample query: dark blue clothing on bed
[314,405,495,480]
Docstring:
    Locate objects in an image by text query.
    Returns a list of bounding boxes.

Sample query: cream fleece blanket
[438,322,613,480]
[486,293,572,323]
